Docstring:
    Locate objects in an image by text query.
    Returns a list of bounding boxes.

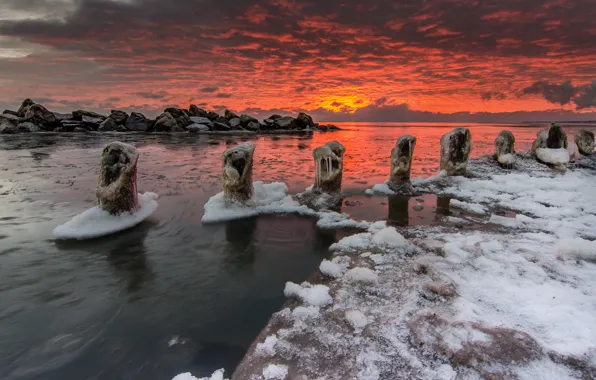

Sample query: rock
[188,124,210,134]
[72,110,106,121]
[175,114,192,129]
[268,114,282,120]
[190,116,212,125]
[494,130,516,168]
[0,113,19,126]
[240,114,258,127]
[327,124,340,131]
[207,111,220,121]
[0,118,17,134]
[215,116,231,126]
[296,112,315,129]
[109,110,129,125]
[546,123,567,149]
[223,142,256,202]
[125,112,149,132]
[224,110,239,120]
[154,112,177,132]
[229,118,242,128]
[568,141,580,163]
[61,120,86,131]
[73,127,91,133]
[390,135,417,183]
[17,98,35,117]
[274,116,297,129]
[23,104,61,131]
[17,122,41,133]
[213,122,231,131]
[263,119,275,125]
[53,112,73,121]
[440,127,472,176]
[82,115,104,130]
[189,105,208,118]
[164,107,186,118]
[98,117,117,132]
[245,121,260,131]
[97,142,139,214]
[115,125,128,132]
[2,110,18,117]
[313,140,345,193]
[575,129,595,155]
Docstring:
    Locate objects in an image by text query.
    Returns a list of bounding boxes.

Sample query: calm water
[1,122,594,379]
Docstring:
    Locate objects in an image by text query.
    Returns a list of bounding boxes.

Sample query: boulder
[3,110,19,117]
[263,119,275,125]
[23,104,61,131]
[189,105,208,118]
[109,110,129,125]
[164,107,186,118]
[494,130,516,167]
[327,124,340,131]
[225,110,239,120]
[274,116,297,129]
[240,114,258,127]
[188,124,210,134]
[390,135,417,183]
[73,127,91,133]
[53,112,73,121]
[546,123,567,149]
[154,112,177,132]
[17,122,41,133]
[115,125,128,133]
[72,110,106,121]
[440,127,472,176]
[0,118,17,134]
[0,113,19,126]
[82,115,104,130]
[245,121,260,131]
[61,120,86,132]
[213,122,231,131]
[17,98,35,117]
[215,116,231,126]
[98,118,117,132]
[207,111,220,121]
[575,129,595,155]
[190,116,212,125]
[296,112,315,129]
[268,114,282,120]
[125,112,149,132]
[174,113,192,129]
[229,118,242,129]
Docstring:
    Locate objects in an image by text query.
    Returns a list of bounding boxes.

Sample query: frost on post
[313,140,345,194]
[494,130,515,168]
[222,141,255,203]
[390,135,416,184]
[575,129,595,156]
[96,141,140,215]
[532,124,570,166]
[440,127,472,176]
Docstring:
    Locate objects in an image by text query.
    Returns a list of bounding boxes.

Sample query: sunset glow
[0,0,595,121]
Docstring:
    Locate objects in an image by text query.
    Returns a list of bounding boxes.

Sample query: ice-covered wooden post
[222,142,256,202]
[96,141,140,215]
[390,135,416,184]
[532,123,569,166]
[313,140,345,194]
[575,129,595,156]
[494,130,515,168]
[440,127,472,176]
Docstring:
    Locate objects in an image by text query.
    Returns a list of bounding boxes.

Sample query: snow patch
[256,335,279,357]
[262,364,288,379]
[344,267,378,284]
[450,199,487,215]
[284,282,332,307]
[535,148,569,165]
[172,369,227,380]
[345,310,369,332]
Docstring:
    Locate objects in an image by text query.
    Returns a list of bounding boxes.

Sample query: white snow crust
[535,147,569,165]
[53,192,158,240]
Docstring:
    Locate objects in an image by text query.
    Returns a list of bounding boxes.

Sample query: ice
[256,335,279,357]
[535,148,569,165]
[319,258,349,278]
[172,369,227,380]
[262,364,288,379]
[370,227,406,247]
[330,226,407,252]
[345,310,369,332]
[497,153,515,165]
[283,282,332,307]
[53,192,159,240]
[450,199,487,215]
[344,267,378,283]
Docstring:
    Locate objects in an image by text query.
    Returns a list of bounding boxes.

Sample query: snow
[535,148,569,165]
[53,192,158,240]
[256,335,279,357]
[567,141,580,162]
[344,267,378,284]
[262,364,288,379]
[172,369,227,380]
[450,199,487,215]
[284,282,332,307]
[319,257,350,278]
[497,153,515,165]
[345,310,369,332]
[330,226,408,252]
[370,227,406,247]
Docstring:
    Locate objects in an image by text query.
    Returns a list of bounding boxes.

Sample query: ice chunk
[172,369,227,380]
[284,282,332,307]
[450,199,487,215]
[256,335,278,356]
[345,310,369,332]
[53,192,158,240]
[319,259,348,278]
[262,364,288,379]
[535,148,569,165]
[344,267,378,284]
[371,227,406,247]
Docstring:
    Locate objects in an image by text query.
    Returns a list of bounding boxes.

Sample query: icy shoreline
[181,152,596,380]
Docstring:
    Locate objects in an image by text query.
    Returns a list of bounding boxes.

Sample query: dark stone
[207,111,220,121]
[0,119,17,134]
[213,122,231,131]
[575,129,595,155]
[115,125,128,132]
[17,99,35,117]
[245,121,260,131]
[188,124,210,134]
[268,114,282,120]
[53,112,73,121]
[0,113,19,126]
[99,118,117,132]
[229,118,242,129]
[546,123,567,149]
[23,104,61,131]
[82,115,105,130]
[215,116,230,126]
[224,110,239,120]
[72,109,106,121]
[109,110,129,125]
[327,124,340,131]
[263,119,275,125]
[164,107,186,118]
[73,127,91,133]
[125,112,149,132]
[274,116,297,129]
[154,112,177,132]
[61,120,86,132]
[189,105,208,118]
[175,113,192,129]
[17,122,41,133]
[240,114,258,127]
[2,110,19,117]
[296,112,315,129]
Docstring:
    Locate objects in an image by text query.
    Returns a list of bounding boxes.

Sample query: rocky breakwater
[1,99,340,135]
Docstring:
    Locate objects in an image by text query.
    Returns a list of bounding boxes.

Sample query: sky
[1,0,596,121]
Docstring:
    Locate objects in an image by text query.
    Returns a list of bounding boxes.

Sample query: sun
[318,95,371,113]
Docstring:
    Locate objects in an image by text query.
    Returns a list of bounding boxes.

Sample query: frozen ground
[183,152,596,380]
